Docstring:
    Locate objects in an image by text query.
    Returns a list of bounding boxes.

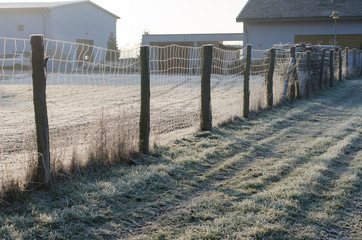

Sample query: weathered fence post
[345,47,349,80]
[359,51,362,76]
[306,51,311,97]
[139,46,150,154]
[329,49,334,88]
[288,47,297,99]
[338,48,342,82]
[243,44,251,118]
[357,50,361,76]
[266,48,275,108]
[31,35,50,186]
[319,49,326,90]
[352,48,356,78]
[200,44,213,131]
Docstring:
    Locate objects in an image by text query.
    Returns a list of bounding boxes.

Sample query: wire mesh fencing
[149,45,202,144]
[249,49,270,111]
[211,47,244,125]
[0,37,36,186]
[1,36,361,195]
[44,39,141,171]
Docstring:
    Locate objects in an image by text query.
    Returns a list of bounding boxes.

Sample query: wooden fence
[28,35,362,185]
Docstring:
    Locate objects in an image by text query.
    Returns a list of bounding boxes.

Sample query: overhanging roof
[236,0,362,22]
[0,0,120,19]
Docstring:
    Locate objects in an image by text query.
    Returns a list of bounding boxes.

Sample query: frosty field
[1,73,265,185]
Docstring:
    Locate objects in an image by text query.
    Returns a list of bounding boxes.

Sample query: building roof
[236,0,362,22]
[0,0,120,19]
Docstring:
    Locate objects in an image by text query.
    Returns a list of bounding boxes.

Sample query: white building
[237,0,362,50]
[0,0,119,49]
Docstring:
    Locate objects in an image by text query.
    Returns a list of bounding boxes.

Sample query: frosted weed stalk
[88,112,138,167]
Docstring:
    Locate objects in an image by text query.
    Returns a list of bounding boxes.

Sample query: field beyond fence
[1,35,362,198]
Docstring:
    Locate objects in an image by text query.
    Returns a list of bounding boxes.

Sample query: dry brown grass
[0,111,138,203]
[87,112,138,167]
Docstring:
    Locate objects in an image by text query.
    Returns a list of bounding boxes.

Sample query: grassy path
[1,79,361,239]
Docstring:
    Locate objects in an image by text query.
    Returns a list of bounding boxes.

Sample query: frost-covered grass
[0,79,361,239]
[0,72,271,189]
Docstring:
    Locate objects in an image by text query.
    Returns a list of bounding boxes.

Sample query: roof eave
[0,7,50,13]
[49,0,120,19]
[237,16,362,23]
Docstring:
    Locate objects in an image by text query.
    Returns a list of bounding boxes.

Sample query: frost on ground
[0,79,360,239]
[1,74,268,185]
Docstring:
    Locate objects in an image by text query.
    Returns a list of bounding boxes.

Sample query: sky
[0,0,248,49]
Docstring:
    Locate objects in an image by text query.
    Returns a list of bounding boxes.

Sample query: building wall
[0,10,46,55]
[243,20,362,49]
[0,10,44,39]
[49,3,117,48]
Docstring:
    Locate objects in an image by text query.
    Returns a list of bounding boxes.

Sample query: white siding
[49,3,117,48]
[244,20,362,49]
[0,11,44,39]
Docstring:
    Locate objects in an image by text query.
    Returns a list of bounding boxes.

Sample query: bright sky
[0,0,248,49]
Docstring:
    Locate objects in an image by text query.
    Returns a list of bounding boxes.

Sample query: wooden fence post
[306,51,311,97]
[352,48,356,78]
[319,49,326,90]
[329,49,334,88]
[200,44,213,131]
[357,50,361,76]
[338,48,342,82]
[288,47,297,99]
[139,46,150,154]
[345,47,349,80]
[243,44,251,118]
[266,48,275,108]
[31,35,50,186]
[359,51,362,76]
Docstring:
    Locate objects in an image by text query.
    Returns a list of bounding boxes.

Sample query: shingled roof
[236,0,362,22]
[0,0,119,19]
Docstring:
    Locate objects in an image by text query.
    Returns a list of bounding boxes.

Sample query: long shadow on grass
[284,136,362,239]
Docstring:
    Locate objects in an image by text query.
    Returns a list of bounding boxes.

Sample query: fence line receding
[1,35,362,195]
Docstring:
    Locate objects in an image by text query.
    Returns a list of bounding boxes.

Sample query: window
[18,25,24,31]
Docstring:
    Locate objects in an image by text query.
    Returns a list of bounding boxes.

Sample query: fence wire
[0,37,35,186]
[211,47,244,125]
[1,37,361,192]
[249,49,270,111]
[273,50,291,105]
[44,39,141,171]
[149,45,202,144]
